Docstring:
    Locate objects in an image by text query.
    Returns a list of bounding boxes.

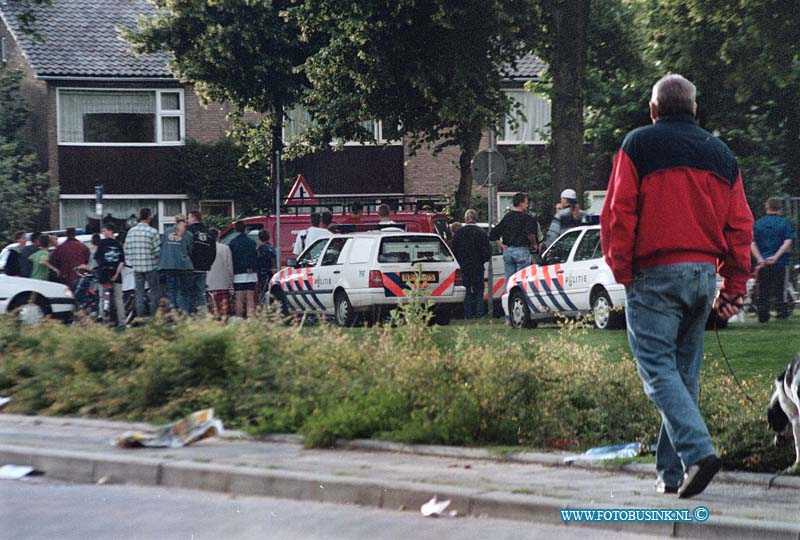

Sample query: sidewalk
[1,414,797,539]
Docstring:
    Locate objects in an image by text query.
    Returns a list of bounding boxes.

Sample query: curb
[1,444,797,540]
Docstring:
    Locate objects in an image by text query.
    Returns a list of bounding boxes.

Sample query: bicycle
[73,267,135,326]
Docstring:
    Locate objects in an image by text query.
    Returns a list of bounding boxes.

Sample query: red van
[219,210,452,266]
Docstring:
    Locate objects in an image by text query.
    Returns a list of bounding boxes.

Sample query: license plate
[400,271,438,283]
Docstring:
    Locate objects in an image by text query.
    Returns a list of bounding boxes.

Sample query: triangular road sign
[285,174,318,205]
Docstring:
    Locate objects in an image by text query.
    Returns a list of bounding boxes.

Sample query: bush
[0,307,787,472]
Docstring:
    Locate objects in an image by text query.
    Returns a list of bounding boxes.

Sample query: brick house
[0,0,550,231]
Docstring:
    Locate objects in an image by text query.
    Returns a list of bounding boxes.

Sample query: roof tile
[1,0,173,78]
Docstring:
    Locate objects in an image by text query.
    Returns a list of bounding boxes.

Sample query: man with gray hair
[452,209,492,319]
[601,74,754,498]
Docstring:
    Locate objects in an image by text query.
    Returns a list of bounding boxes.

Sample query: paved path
[0,414,798,539]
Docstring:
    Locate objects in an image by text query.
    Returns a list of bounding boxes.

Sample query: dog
[767,352,800,473]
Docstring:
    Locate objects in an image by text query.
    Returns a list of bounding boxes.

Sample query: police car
[501,225,625,329]
[269,231,465,326]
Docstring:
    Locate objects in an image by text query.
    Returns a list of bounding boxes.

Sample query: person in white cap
[545,188,587,247]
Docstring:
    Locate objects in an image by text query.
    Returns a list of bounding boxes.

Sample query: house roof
[0,0,545,82]
[505,55,547,81]
[0,0,174,79]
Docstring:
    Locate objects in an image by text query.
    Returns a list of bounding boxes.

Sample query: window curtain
[61,199,157,229]
[59,91,156,142]
[501,90,551,143]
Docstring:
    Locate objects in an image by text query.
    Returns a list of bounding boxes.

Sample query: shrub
[0,309,787,472]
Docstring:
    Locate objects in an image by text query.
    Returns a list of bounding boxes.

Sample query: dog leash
[713,297,759,408]
[711,305,791,489]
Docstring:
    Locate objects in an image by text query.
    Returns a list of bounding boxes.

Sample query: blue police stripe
[551,280,578,311]
[284,280,310,311]
[304,280,326,310]
[528,281,550,312]
[538,279,565,311]
[523,281,542,313]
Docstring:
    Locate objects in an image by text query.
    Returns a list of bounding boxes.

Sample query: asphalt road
[0,478,668,540]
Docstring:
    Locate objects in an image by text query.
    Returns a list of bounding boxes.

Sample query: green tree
[0,65,51,242]
[171,139,272,215]
[123,0,314,187]
[639,0,797,203]
[288,0,541,210]
[526,0,591,201]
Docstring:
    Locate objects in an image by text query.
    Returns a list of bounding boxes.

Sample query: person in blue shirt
[751,197,797,322]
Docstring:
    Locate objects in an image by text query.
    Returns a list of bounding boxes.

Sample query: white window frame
[59,194,188,234]
[282,105,401,146]
[56,87,186,147]
[497,88,551,145]
[199,199,236,218]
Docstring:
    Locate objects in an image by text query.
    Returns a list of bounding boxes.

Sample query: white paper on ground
[421,496,451,517]
[0,465,35,480]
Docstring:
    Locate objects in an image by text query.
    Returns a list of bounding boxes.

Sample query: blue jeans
[462,268,485,319]
[625,263,717,486]
[134,269,161,318]
[190,272,208,314]
[503,246,531,285]
[162,270,193,314]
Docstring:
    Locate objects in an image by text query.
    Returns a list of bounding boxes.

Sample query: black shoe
[678,455,721,499]
[655,478,680,494]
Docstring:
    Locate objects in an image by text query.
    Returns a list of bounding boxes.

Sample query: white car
[269,231,466,326]
[502,225,626,329]
[0,274,76,323]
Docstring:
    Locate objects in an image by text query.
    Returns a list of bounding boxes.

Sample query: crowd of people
[3,209,277,325]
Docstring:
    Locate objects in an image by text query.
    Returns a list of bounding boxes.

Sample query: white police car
[502,225,625,329]
[269,231,465,326]
[0,274,76,324]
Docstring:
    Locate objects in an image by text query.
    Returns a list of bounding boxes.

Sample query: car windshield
[378,236,454,263]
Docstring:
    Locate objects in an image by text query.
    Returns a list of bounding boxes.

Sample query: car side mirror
[286,258,298,268]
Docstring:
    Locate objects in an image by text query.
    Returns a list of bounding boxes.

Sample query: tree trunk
[549,0,590,203]
[455,129,482,211]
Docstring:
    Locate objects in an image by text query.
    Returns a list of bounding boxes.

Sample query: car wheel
[334,291,357,327]
[271,287,290,317]
[433,309,451,326]
[591,289,624,330]
[509,289,534,329]
[9,293,50,325]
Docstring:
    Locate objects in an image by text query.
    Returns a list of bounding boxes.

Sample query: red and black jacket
[600,113,753,295]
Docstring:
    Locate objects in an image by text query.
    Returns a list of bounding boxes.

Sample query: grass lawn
[437,315,799,383]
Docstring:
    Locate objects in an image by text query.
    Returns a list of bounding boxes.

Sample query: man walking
[489,192,539,285]
[187,210,217,316]
[751,197,796,322]
[601,74,753,498]
[125,208,161,318]
[452,209,492,319]
[50,227,90,289]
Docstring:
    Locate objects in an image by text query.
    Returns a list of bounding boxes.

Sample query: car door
[282,238,328,312]
[314,237,351,311]
[563,228,602,310]
[529,229,582,314]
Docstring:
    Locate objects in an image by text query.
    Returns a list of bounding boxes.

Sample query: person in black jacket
[229,220,258,318]
[3,231,27,276]
[452,209,492,319]
[187,210,217,316]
